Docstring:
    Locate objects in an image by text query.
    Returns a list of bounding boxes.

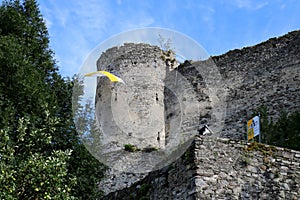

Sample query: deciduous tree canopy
[0,0,106,199]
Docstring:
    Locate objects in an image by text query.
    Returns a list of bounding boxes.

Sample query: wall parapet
[98,30,300,199]
[100,135,300,199]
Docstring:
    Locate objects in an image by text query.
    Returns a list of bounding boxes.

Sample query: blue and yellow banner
[247,116,260,141]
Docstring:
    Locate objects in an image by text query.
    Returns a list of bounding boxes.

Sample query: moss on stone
[245,142,276,156]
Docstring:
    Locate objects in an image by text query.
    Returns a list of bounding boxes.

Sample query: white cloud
[199,5,215,32]
[119,16,155,30]
[185,3,215,33]
[232,0,268,10]
[39,0,114,76]
[39,0,300,78]
[116,0,122,5]
[74,0,110,31]
[40,1,70,27]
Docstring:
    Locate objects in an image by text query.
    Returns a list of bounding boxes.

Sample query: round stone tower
[95,43,167,151]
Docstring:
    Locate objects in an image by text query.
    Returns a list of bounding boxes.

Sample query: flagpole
[258,112,261,143]
[246,120,248,142]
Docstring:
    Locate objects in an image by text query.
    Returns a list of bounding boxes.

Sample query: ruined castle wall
[194,136,300,199]
[173,31,300,139]
[212,30,300,139]
[100,138,197,200]
[100,136,300,200]
[98,31,300,196]
[97,43,206,192]
[95,43,167,150]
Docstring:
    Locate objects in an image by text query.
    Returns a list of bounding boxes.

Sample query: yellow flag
[247,118,254,141]
[84,70,125,83]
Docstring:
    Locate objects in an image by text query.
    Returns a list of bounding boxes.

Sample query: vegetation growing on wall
[124,144,159,153]
[124,144,140,152]
[251,105,300,151]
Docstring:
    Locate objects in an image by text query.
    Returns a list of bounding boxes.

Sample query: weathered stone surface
[100,136,300,199]
[211,30,300,139]
[99,30,300,199]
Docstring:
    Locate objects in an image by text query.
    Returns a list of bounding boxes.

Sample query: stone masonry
[100,135,300,200]
[95,43,205,174]
[95,43,167,151]
[172,30,300,139]
[213,30,300,139]
[99,30,300,197]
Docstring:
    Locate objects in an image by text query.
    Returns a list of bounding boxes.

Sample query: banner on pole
[247,116,260,141]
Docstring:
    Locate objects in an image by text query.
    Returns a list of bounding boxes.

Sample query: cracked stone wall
[95,43,167,151]
[95,43,209,152]
[98,30,300,197]
[158,30,300,140]
[95,30,300,143]
[100,135,300,200]
[97,43,209,193]
[212,30,300,139]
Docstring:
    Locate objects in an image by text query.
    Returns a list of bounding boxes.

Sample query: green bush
[252,106,300,150]
[124,144,140,152]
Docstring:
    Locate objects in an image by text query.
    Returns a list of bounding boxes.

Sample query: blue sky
[31,0,300,77]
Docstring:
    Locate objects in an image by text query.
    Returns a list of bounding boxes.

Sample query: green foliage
[138,184,150,198]
[123,144,159,153]
[252,105,300,151]
[213,151,218,160]
[266,111,300,150]
[129,184,151,200]
[124,144,140,152]
[142,147,159,153]
[0,1,106,199]
[70,84,108,198]
[245,142,276,156]
[0,113,76,199]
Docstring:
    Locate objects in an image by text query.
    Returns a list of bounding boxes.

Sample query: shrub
[124,144,139,152]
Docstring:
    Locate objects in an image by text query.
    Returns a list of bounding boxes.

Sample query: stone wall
[96,43,167,151]
[161,30,300,139]
[194,136,300,199]
[95,43,206,151]
[96,43,202,190]
[212,30,300,139]
[100,135,300,200]
[98,30,300,197]
[95,42,206,175]
[100,137,197,200]
[95,43,168,185]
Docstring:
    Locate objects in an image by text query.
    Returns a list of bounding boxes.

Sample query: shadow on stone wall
[99,30,300,200]
[100,135,300,200]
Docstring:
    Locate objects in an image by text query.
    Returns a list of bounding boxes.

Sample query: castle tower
[95,43,167,151]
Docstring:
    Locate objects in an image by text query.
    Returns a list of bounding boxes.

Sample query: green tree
[267,111,300,150]
[252,106,300,151]
[69,76,108,199]
[0,0,106,199]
